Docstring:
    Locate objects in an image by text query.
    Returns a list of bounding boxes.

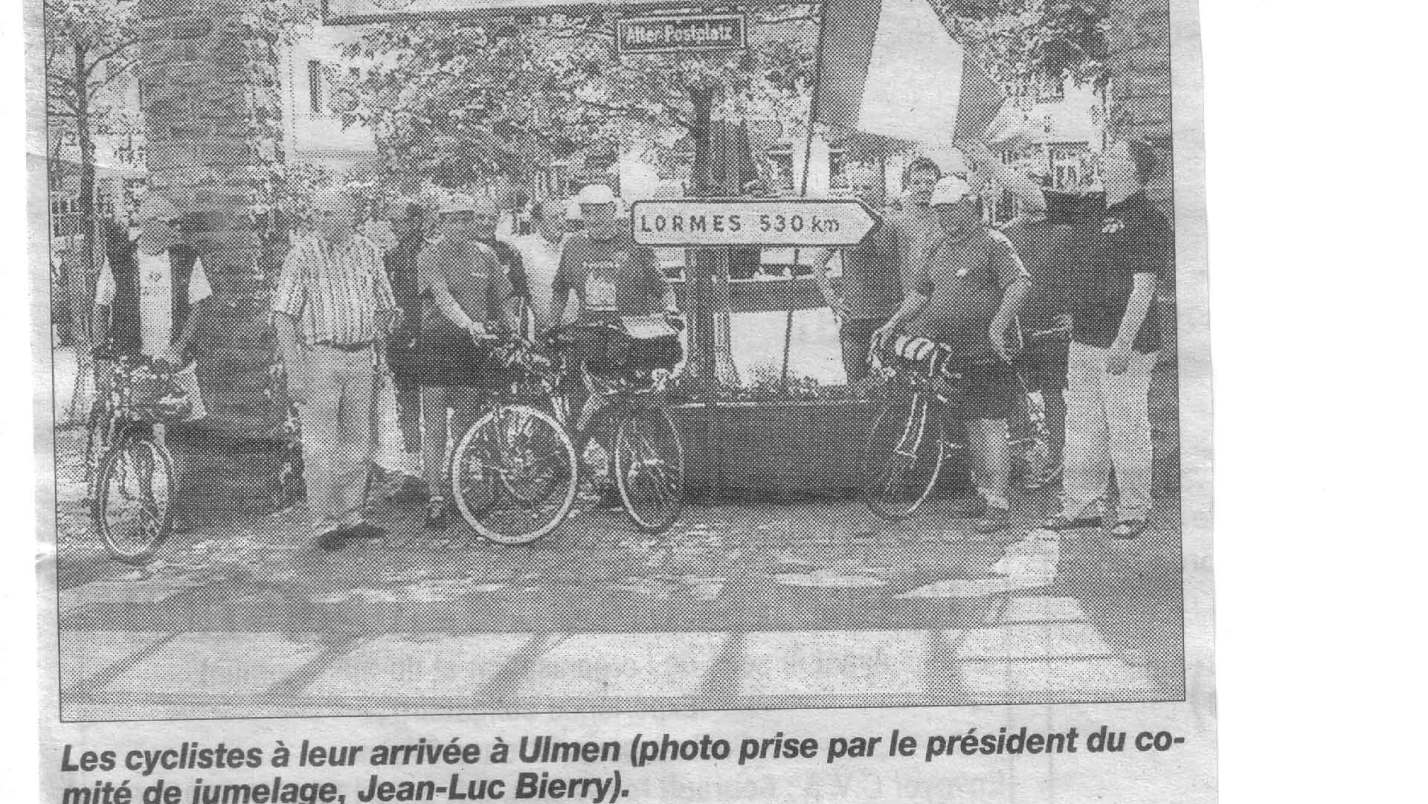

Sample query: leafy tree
[45,0,140,355]
[337,7,819,191]
[943,0,1108,88]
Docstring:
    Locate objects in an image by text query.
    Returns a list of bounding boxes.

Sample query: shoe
[1109,519,1148,539]
[390,475,427,504]
[947,496,988,517]
[425,498,448,530]
[1043,513,1104,531]
[596,485,623,511]
[315,528,348,551]
[345,522,388,541]
[975,505,1012,534]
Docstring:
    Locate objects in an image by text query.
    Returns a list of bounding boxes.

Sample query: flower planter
[669,399,972,501]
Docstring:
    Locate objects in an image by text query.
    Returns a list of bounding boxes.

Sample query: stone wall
[136,0,295,513]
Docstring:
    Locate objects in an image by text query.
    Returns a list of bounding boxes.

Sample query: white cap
[929,175,976,206]
[576,183,615,205]
[438,191,477,214]
[138,194,181,221]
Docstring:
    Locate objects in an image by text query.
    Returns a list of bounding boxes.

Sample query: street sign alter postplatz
[629,198,881,248]
[324,0,783,24]
[616,14,747,56]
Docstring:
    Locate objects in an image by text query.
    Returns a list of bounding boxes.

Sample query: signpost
[616,14,746,55]
[628,198,881,248]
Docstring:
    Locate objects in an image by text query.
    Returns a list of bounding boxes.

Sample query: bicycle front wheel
[613,405,685,534]
[93,432,175,565]
[860,393,945,521]
[450,405,578,545]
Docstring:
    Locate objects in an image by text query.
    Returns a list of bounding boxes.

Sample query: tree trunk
[72,46,96,353]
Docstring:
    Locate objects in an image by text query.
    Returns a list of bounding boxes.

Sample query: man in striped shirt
[273,188,400,550]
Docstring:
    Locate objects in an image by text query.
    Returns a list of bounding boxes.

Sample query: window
[764,145,794,195]
[307,60,323,114]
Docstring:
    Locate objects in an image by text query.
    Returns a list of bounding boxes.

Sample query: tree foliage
[943,0,1108,88]
[338,7,819,189]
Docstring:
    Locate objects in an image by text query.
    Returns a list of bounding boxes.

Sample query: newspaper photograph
[32,0,1213,799]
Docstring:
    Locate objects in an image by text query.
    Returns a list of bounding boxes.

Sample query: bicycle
[542,316,687,535]
[84,354,187,564]
[445,330,580,545]
[859,334,1022,522]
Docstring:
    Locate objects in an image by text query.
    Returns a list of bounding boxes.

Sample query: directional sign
[616,14,747,56]
[629,198,881,248]
[324,0,785,24]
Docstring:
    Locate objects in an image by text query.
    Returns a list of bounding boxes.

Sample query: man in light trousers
[1046,140,1172,539]
[273,188,399,550]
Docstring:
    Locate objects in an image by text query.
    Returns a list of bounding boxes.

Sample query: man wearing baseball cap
[550,183,676,325]
[873,174,1030,533]
[414,190,521,529]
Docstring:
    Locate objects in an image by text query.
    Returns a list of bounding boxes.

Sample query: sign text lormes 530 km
[325,0,784,24]
[629,199,881,248]
[617,14,746,56]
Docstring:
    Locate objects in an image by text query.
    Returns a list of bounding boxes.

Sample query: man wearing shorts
[416,192,521,530]
[874,176,1030,533]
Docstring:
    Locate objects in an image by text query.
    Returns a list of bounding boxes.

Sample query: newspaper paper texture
[31,0,1213,800]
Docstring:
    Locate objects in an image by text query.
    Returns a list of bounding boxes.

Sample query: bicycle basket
[115,360,193,423]
[568,317,682,375]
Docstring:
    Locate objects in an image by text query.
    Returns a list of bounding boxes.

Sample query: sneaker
[315,528,348,551]
[390,475,427,504]
[425,498,448,530]
[975,505,1012,534]
[947,496,988,517]
[345,522,388,541]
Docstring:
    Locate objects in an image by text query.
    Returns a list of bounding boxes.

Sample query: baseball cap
[576,184,615,205]
[928,176,976,206]
[438,191,477,214]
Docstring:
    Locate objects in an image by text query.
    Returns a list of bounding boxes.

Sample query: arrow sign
[628,198,881,248]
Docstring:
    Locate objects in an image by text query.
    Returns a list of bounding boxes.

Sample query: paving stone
[999,596,1086,623]
[740,630,927,696]
[103,632,326,697]
[304,633,533,698]
[955,622,1112,660]
[517,632,727,698]
[59,631,170,691]
[59,579,206,614]
[959,658,1153,696]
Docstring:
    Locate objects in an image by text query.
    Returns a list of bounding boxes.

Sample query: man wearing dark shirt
[472,196,532,337]
[550,183,675,324]
[1047,140,1172,539]
[810,168,901,383]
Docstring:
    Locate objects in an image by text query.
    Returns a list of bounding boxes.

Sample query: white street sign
[629,198,881,248]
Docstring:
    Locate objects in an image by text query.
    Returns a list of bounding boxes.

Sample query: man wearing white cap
[550,183,676,325]
[873,174,1030,533]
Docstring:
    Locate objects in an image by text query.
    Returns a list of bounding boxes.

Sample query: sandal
[1043,513,1103,531]
[1109,519,1148,539]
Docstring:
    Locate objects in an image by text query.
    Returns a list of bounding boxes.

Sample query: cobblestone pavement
[49,428,1184,720]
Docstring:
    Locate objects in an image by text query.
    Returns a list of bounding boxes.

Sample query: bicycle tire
[613,405,685,534]
[860,394,945,521]
[93,433,175,565]
[450,405,578,545]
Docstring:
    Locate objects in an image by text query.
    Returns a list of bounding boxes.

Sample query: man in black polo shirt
[1046,139,1172,539]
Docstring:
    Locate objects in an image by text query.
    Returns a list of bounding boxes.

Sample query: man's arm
[959,139,1046,215]
[423,258,480,334]
[986,231,1032,362]
[1107,273,1155,374]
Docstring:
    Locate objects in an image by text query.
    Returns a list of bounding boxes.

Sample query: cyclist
[416,191,524,530]
[873,175,1030,533]
[548,183,678,506]
[91,194,212,529]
